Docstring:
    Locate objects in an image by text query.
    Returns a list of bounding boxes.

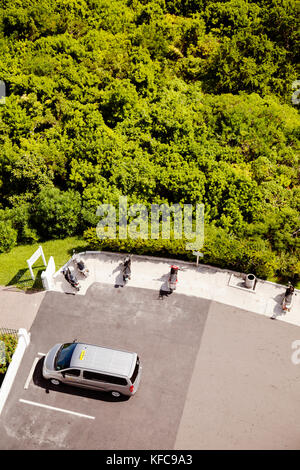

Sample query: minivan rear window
[130,356,140,384]
[83,371,127,386]
[55,343,77,370]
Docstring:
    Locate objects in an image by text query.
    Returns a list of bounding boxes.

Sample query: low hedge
[0,334,18,375]
[83,224,300,283]
[83,225,282,280]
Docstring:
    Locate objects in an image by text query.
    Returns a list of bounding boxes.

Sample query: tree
[0,220,17,253]
[32,187,81,239]
[100,79,139,127]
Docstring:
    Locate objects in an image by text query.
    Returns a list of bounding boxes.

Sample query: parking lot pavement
[175,302,300,450]
[0,283,211,450]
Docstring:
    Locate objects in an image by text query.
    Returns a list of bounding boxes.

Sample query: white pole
[39,246,47,266]
[27,260,35,280]
[193,251,203,266]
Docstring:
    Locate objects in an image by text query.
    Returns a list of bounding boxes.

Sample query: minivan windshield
[54,343,77,370]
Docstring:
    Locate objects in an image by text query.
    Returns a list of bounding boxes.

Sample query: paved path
[0,287,45,331]
[53,251,300,327]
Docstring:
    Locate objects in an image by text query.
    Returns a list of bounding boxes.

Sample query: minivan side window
[83,371,103,381]
[64,369,81,377]
[110,376,128,386]
[83,370,127,386]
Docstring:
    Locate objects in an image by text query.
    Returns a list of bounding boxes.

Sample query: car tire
[50,378,61,386]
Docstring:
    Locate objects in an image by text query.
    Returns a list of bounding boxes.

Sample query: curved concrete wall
[0,329,30,416]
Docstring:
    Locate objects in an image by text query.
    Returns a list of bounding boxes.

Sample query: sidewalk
[0,286,46,331]
[53,251,300,327]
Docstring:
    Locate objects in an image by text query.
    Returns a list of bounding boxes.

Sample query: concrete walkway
[0,287,46,331]
[53,251,300,327]
[0,251,298,331]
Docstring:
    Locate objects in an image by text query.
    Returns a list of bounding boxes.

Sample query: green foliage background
[0,0,299,281]
[0,334,18,375]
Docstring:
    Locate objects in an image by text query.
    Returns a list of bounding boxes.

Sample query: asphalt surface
[0,283,210,450]
[175,302,300,449]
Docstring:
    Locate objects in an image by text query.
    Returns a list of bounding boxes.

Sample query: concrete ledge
[52,249,289,289]
[0,328,30,416]
[48,250,300,327]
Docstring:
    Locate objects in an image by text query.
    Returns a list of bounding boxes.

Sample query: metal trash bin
[245,273,256,289]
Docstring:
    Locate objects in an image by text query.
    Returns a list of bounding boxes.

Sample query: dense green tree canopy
[0,0,299,281]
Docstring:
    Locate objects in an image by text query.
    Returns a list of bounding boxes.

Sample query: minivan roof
[70,343,136,377]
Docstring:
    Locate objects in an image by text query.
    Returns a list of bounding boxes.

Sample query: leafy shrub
[0,204,39,245]
[32,187,82,239]
[83,226,194,260]
[0,334,18,375]
[83,224,280,279]
[0,221,18,253]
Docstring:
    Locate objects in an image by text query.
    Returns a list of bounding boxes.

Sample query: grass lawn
[0,236,90,291]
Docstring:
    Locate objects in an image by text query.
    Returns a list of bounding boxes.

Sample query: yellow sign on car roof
[79,350,85,360]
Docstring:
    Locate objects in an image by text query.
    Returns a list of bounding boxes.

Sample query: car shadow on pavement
[32,357,130,402]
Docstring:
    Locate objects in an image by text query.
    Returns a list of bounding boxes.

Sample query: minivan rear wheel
[50,378,61,386]
[111,391,121,398]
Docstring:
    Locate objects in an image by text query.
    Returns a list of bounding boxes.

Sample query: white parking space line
[24,357,40,389]
[19,399,95,420]
[38,352,46,356]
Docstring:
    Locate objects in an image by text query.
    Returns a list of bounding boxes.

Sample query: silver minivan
[42,341,142,398]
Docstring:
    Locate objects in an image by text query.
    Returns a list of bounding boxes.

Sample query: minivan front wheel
[50,378,61,386]
[111,391,121,398]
